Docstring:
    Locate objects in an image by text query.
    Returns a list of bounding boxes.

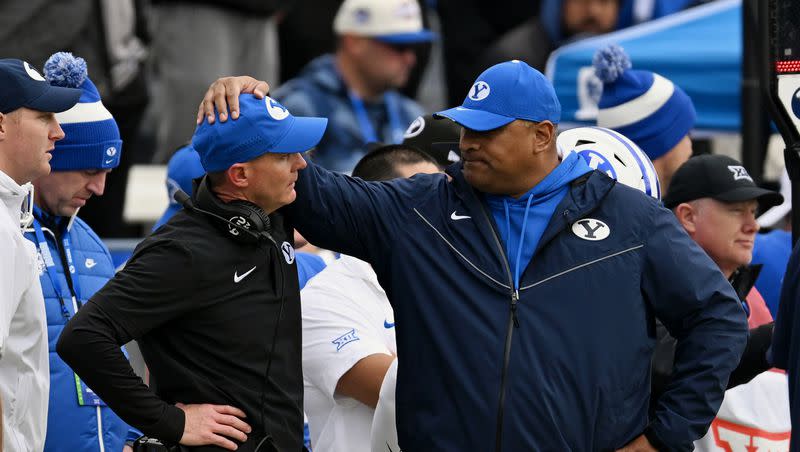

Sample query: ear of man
[674,201,700,235]
[532,120,556,156]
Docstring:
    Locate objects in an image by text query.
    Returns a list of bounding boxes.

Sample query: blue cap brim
[271,116,328,153]
[25,84,82,113]
[374,30,436,44]
[434,107,514,132]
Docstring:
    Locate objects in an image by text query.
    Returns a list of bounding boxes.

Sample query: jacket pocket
[595,381,648,449]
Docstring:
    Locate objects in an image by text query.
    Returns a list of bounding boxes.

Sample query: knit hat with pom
[43,52,122,171]
[593,44,695,161]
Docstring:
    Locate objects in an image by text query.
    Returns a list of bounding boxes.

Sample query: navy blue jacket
[286,161,748,451]
[770,239,800,451]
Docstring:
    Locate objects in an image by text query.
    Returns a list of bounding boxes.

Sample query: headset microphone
[173,188,275,244]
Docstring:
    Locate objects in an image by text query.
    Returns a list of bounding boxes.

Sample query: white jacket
[0,169,49,452]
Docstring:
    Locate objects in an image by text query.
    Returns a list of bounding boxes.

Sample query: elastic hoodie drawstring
[502,196,535,294]
[486,152,593,297]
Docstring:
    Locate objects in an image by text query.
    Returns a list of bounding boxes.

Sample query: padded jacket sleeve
[640,203,748,451]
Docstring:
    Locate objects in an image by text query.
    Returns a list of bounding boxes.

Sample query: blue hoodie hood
[485,152,592,292]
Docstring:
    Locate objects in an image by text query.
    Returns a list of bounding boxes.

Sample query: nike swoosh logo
[384,320,395,329]
[450,211,471,221]
[233,266,257,283]
[85,260,97,269]
[104,159,114,165]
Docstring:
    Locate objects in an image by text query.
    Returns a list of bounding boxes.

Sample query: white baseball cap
[333,0,436,44]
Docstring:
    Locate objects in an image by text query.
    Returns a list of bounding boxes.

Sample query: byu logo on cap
[106,147,117,157]
[404,116,425,139]
[572,219,610,241]
[23,62,45,81]
[578,150,617,179]
[728,165,753,182]
[354,8,370,23]
[281,241,295,264]
[469,81,491,101]
[265,97,290,121]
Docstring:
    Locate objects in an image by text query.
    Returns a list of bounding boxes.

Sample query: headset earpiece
[193,176,273,243]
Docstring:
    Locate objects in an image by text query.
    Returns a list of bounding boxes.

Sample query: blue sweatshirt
[486,152,592,292]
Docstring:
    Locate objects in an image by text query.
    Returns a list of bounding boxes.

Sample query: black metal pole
[742,0,769,183]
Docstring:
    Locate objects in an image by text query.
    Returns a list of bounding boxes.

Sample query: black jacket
[57,198,302,451]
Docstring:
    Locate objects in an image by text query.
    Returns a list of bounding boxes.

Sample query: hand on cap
[177,402,252,450]
[197,76,270,125]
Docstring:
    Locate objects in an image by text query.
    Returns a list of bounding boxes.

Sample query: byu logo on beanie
[469,81,491,101]
[265,97,290,121]
[728,166,753,182]
[106,147,117,157]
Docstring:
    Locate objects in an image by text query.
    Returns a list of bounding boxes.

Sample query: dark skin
[197,76,657,452]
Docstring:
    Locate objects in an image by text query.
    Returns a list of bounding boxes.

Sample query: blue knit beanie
[593,45,695,161]
[43,52,122,171]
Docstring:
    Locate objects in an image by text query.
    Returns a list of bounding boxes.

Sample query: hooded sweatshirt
[0,169,49,452]
[485,152,592,292]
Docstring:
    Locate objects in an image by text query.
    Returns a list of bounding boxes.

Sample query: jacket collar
[32,204,76,234]
[0,169,34,230]
[729,264,762,301]
[446,165,615,272]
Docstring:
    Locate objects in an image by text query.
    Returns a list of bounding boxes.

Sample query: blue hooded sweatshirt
[486,152,592,293]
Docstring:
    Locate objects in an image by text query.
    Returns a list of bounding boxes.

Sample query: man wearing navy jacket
[201,61,748,451]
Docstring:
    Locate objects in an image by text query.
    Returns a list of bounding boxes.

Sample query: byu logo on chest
[469,81,491,101]
[281,241,295,264]
[572,218,610,241]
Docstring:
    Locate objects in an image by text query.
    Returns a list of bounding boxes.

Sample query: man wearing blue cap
[272,0,432,173]
[22,52,139,452]
[201,61,747,451]
[58,95,327,451]
[0,57,80,451]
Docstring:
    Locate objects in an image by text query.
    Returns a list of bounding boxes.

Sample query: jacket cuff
[151,404,185,445]
[644,425,670,451]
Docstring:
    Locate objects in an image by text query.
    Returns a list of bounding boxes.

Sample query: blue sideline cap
[434,60,561,132]
[154,144,206,230]
[192,95,328,172]
[0,59,82,114]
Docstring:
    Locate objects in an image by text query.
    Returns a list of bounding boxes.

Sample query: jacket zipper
[474,200,518,452]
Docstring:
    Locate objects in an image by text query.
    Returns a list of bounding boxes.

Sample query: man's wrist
[150,403,186,445]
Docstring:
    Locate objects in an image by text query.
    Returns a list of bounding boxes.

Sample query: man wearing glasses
[272,0,433,173]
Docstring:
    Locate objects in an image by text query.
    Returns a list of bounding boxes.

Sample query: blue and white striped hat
[43,52,122,171]
[593,45,695,161]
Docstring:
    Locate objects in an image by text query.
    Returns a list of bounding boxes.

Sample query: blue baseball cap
[154,144,206,230]
[0,59,82,114]
[192,95,328,172]
[434,60,561,131]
